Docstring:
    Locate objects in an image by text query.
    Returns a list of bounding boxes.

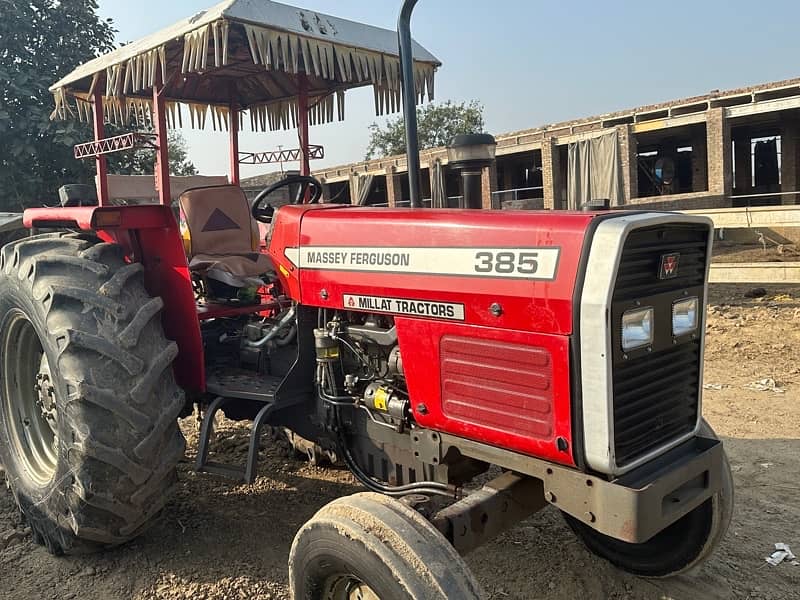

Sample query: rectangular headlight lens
[672,297,699,336]
[621,307,653,351]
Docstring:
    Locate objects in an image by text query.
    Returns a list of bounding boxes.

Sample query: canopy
[50,0,441,132]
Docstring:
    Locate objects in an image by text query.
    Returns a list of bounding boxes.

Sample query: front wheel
[0,233,185,554]
[563,420,733,577]
[289,492,483,599]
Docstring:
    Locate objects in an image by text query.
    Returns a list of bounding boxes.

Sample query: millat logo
[659,253,680,279]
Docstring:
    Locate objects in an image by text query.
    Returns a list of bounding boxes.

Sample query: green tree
[0,2,197,211]
[0,0,115,210]
[108,131,198,177]
[365,100,485,160]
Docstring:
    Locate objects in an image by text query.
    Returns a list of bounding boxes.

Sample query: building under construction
[311,76,800,212]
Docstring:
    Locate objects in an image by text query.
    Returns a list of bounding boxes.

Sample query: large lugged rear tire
[563,420,733,577]
[0,233,185,554]
[289,492,484,600]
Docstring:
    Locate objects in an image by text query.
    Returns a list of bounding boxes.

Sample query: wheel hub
[34,355,59,445]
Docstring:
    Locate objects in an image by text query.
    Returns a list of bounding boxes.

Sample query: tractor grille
[613,225,708,302]
[613,340,701,465]
[611,223,709,466]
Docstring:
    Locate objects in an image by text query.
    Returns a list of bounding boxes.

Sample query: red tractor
[0,1,731,597]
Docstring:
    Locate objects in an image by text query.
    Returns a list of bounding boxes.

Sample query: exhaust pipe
[398,0,422,208]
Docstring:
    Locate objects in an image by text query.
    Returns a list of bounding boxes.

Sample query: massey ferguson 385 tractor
[0,0,732,597]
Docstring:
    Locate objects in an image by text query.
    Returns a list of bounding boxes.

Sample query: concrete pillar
[690,131,708,192]
[617,125,638,203]
[706,108,732,199]
[541,137,561,210]
[348,173,358,204]
[481,161,498,209]
[385,167,402,207]
[781,119,799,204]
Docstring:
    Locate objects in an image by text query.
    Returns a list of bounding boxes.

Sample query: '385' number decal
[474,251,540,275]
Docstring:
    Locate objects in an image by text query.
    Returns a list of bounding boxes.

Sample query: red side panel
[398,318,574,466]
[440,336,554,439]
[135,223,205,393]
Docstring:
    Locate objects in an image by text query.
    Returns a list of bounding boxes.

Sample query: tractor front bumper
[442,431,724,544]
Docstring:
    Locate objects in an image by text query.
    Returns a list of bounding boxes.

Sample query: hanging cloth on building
[356,174,375,205]
[430,159,446,208]
[567,131,622,209]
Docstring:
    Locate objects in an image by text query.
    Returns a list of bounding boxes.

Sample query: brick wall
[781,119,799,205]
[623,192,730,211]
[617,125,638,203]
[541,137,560,209]
[706,108,732,197]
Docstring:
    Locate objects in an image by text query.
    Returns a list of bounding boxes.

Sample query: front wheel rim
[323,575,380,600]
[1,310,58,486]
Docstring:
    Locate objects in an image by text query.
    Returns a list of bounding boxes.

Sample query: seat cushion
[179,185,274,284]
[189,252,274,279]
[179,185,260,258]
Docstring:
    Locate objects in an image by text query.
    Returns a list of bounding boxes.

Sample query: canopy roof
[51,0,440,132]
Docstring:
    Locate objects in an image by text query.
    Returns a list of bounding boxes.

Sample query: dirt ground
[1,284,799,600]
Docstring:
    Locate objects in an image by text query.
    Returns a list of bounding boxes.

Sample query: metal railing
[491,186,544,203]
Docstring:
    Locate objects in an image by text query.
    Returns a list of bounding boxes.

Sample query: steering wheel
[251,174,324,223]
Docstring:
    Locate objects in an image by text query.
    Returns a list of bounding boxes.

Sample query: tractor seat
[178,185,274,288]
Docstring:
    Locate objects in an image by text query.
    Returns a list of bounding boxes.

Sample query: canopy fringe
[242,23,434,116]
[183,20,230,74]
[52,88,345,133]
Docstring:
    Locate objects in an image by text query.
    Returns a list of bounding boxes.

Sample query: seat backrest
[178,185,258,258]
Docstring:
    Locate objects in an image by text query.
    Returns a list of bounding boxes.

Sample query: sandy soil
[1,284,799,600]
[712,240,800,263]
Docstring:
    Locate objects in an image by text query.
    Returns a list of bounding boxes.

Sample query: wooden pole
[152,80,171,205]
[91,88,110,206]
[229,103,240,185]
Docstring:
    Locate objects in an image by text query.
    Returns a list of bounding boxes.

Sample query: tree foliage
[0,0,115,210]
[107,131,198,177]
[365,100,485,160]
[0,1,197,210]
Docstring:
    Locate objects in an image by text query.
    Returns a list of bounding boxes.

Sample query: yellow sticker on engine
[373,388,389,411]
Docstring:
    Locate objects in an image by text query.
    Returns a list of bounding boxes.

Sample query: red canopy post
[91,88,110,206]
[229,103,241,185]
[297,74,310,177]
[152,80,171,205]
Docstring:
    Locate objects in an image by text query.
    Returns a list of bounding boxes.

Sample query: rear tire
[289,492,483,600]
[563,420,733,577]
[0,233,185,554]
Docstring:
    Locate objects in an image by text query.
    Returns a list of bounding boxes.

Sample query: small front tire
[289,492,483,600]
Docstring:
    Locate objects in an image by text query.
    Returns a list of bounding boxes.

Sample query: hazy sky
[96,0,800,179]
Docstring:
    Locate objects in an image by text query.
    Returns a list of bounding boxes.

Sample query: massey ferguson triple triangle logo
[659,253,680,279]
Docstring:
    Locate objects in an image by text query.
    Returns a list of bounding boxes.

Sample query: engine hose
[244,306,296,348]
[333,407,456,498]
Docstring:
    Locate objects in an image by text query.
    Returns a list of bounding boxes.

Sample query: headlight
[621,307,653,351]
[672,297,699,336]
